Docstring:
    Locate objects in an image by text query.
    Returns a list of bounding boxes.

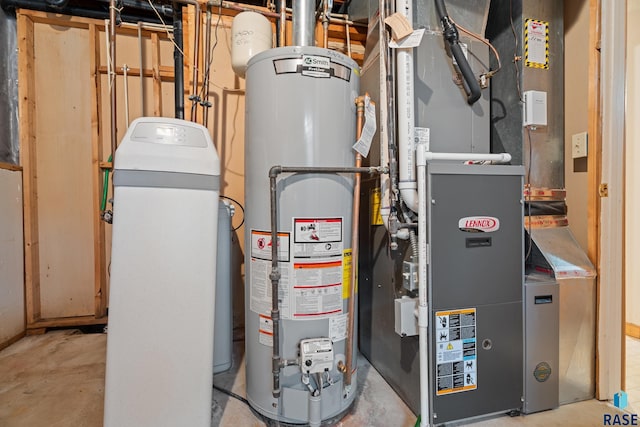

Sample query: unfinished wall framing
[17,9,175,331]
[15,5,366,332]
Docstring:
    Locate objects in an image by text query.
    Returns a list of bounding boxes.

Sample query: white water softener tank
[244,46,359,424]
[104,117,220,427]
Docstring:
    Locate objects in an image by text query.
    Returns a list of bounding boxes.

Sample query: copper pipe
[174,0,201,122]
[346,22,352,58]
[322,0,329,49]
[223,1,279,18]
[345,95,366,386]
[279,0,286,46]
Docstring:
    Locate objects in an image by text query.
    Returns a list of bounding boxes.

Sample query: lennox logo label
[302,55,330,69]
[458,216,500,233]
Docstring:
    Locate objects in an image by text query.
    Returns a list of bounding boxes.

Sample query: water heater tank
[244,46,360,424]
[231,11,272,77]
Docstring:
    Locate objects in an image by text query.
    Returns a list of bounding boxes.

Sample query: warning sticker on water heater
[258,314,273,347]
[250,230,290,262]
[293,218,343,258]
[292,261,343,319]
[249,257,291,319]
[435,308,477,396]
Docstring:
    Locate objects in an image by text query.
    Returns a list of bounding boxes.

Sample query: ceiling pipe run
[0,0,173,24]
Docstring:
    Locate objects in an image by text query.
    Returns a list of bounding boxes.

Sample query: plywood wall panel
[0,169,25,343]
[34,25,95,318]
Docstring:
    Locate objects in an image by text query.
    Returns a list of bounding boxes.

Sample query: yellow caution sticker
[524,18,550,69]
[342,249,352,299]
[370,188,384,226]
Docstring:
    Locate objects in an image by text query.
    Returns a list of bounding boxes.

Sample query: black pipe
[267,164,387,398]
[1,0,173,24]
[275,0,282,47]
[434,0,481,105]
[173,4,184,119]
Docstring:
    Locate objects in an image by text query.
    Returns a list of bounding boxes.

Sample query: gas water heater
[244,45,360,425]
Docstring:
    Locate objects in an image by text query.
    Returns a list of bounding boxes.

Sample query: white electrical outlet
[572,132,588,158]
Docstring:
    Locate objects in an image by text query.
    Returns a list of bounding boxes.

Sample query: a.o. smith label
[301,54,331,78]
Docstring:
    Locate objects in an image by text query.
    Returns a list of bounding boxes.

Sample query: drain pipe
[173,0,201,122]
[173,5,184,119]
[395,0,418,213]
[268,164,387,398]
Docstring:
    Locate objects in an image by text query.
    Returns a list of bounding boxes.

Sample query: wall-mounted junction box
[523,90,548,127]
[394,297,418,337]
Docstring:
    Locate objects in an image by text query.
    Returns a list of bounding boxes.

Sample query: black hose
[434,0,481,105]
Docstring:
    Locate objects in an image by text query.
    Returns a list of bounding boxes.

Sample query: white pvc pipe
[416,143,429,427]
[424,152,512,163]
[396,0,419,213]
[379,2,409,240]
[122,64,130,129]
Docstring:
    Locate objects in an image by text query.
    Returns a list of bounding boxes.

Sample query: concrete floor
[0,330,636,427]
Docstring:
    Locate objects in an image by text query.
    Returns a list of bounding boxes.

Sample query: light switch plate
[572,132,588,158]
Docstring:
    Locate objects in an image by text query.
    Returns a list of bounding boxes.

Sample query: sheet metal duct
[527,226,597,404]
[0,7,18,165]
[487,0,564,189]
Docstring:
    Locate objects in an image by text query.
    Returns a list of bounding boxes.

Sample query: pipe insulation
[0,7,18,165]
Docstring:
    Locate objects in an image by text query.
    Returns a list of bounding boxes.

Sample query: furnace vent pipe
[396,0,419,213]
[293,0,316,46]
